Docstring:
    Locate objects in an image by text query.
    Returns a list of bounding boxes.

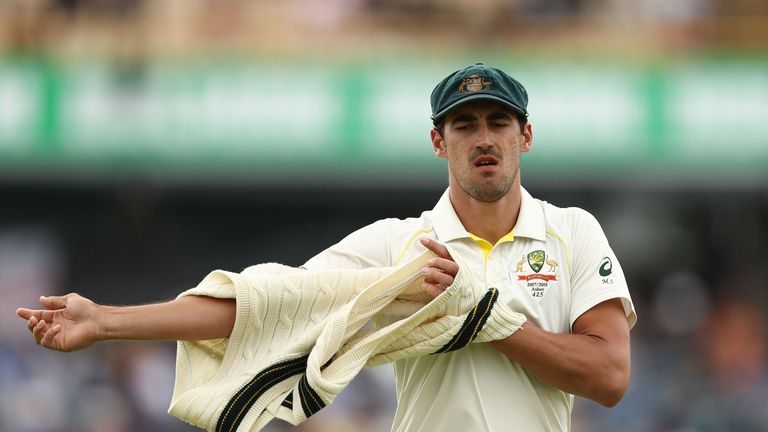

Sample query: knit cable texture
[168,250,526,432]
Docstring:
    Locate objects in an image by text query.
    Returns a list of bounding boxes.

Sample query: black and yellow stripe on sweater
[168,251,526,432]
[215,287,503,431]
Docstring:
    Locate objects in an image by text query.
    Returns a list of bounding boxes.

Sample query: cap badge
[458,75,492,93]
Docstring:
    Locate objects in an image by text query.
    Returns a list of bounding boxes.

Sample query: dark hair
[434,113,527,137]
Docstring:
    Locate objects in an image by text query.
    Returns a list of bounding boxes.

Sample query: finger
[420,238,453,260]
[18,308,43,321]
[17,308,32,320]
[421,283,444,299]
[421,267,455,287]
[27,316,38,332]
[40,324,61,348]
[427,258,460,277]
[33,320,49,344]
[21,308,56,323]
[39,295,68,310]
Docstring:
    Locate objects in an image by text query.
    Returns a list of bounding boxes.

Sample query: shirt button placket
[487,252,497,287]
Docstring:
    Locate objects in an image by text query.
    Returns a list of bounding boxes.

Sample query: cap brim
[431,93,527,124]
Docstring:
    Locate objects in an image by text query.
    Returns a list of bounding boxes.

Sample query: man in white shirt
[303,63,636,431]
[17,63,635,432]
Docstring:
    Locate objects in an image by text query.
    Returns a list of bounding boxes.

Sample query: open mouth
[474,156,499,167]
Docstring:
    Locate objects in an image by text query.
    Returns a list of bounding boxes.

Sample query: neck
[449,178,522,245]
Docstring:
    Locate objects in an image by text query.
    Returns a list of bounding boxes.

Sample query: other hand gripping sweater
[169,250,527,432]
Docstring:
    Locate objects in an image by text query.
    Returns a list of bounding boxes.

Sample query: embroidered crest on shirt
[514,250,559,301]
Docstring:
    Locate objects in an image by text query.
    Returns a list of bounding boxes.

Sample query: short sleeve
[303,219,393,270]
[568,208,637,329]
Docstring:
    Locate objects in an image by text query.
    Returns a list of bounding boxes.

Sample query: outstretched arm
[420,238,631,407]
[16,293,236,352]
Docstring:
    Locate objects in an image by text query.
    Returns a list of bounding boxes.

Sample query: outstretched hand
[420,238,460,298]
[16,294,102,352]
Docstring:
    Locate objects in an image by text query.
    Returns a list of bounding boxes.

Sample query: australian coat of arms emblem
[515,249,559,300]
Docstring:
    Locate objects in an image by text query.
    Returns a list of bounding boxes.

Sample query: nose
[476,124,493,148]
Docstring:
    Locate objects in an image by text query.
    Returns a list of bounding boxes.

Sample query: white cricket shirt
[304,187,636,432]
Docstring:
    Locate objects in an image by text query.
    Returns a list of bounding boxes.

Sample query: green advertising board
[0,59,766,183]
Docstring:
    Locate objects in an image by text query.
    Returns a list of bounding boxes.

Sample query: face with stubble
[432,100,532,202]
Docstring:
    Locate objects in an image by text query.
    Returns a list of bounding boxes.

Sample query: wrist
[96,304,120,341]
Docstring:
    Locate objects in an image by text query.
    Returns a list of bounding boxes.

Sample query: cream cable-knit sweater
[169,250,527,432]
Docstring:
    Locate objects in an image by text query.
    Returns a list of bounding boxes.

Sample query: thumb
[39,295,68,310]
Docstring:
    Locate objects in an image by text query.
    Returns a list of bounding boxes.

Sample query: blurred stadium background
[1,0,767,431]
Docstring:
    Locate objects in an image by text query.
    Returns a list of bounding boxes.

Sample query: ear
[520,121,533,153]
[431,128,448,159]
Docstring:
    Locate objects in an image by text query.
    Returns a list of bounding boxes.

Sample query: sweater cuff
[475,300,527,343]
[176,270,239,300]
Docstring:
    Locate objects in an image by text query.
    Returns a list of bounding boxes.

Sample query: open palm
[16,293,102,352]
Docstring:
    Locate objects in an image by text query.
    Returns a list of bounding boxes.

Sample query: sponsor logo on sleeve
[599,256,614,284]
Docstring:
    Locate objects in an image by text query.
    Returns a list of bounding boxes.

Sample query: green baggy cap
[430,63,529,125]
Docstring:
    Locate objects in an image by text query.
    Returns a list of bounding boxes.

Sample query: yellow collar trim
[468,230,515,261]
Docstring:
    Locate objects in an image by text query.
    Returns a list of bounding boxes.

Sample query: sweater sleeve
[170,264,304,368]
[168,263,391,431]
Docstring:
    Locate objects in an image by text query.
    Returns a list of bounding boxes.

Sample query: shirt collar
[431,186,546,243]
[432,189,469,242]
[515,187,547,241]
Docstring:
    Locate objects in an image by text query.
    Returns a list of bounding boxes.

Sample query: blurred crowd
[1,0,767,58]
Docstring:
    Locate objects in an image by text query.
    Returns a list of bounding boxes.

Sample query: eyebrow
[450,113,477,124]
[487,111,514,121]
[450,111,513,124]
